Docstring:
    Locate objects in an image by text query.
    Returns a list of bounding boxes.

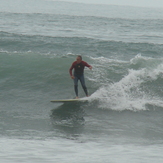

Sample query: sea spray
[90,55,163,111]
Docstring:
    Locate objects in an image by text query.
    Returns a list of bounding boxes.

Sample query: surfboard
[50,98,88,103]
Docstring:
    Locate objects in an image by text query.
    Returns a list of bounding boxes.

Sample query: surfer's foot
[75,96,79,99]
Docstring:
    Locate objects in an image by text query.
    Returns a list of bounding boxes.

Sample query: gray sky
[56,0,163,8]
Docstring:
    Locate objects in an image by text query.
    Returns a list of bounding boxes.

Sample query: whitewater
[1,0,163,162]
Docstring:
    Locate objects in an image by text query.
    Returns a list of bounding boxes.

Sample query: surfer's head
[76,55,82,63]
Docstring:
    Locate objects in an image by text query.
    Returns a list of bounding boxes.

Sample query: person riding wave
[69,55,92,99]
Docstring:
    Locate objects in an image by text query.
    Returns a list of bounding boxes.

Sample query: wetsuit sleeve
[69,62,76,76]
[83,61,92,68]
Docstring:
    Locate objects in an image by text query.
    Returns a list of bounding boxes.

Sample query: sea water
[1,0,163,162]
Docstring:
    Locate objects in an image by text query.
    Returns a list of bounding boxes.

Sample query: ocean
[1,0,163,162]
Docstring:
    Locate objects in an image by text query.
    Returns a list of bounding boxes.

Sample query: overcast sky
[56,0,163,8]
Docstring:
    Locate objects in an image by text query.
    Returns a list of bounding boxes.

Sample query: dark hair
[77,55,82,60]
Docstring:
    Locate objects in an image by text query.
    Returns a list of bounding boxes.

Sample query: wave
[89,54,163,111]
[1,31,163,58]
[1,0,163,20]
[1,34,163,112]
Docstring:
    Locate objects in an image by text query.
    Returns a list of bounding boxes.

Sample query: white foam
[90,63,163,111]
[130,53,152,64]
[1,137,163,163]
[130,53,163,69]
[0,49,9,53]
[90,56,128,64]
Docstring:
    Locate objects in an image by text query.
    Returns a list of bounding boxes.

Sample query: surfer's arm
[69,62,75,78]
[83,61,92,70]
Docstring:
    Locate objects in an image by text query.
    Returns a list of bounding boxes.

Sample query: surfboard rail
[50,98,88,103]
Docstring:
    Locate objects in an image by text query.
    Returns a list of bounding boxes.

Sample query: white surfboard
[50,98,88,103]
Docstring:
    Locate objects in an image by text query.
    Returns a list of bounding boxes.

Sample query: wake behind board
[50,98,88,103]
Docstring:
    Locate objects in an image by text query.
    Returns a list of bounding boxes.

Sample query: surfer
[69,55,92,99]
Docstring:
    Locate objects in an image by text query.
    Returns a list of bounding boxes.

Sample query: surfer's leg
[74,76,79,97]
[80,75,88,96]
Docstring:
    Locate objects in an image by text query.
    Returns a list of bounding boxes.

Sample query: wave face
[1,1,163,162]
